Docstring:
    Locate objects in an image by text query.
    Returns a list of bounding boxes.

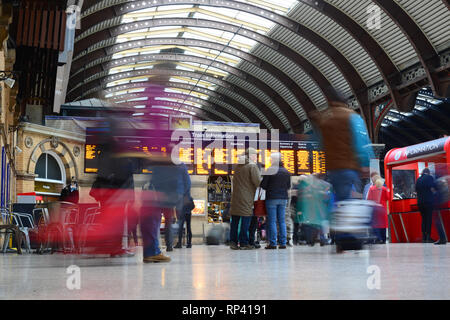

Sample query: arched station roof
[67,0,450,134]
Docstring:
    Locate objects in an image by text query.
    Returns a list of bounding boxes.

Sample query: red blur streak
[38,189,162,255]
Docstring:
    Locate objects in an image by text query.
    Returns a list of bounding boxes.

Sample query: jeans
[328,169,360,201]
[266,199,288,246]
[177,213,192,246]
[230,215,252,246]
[141,207,162,257]
[162,207,175,249]
[248,216,259,245]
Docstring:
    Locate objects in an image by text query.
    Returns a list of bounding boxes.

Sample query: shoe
[110,249,134,258]
[143,253,171,263]
[240,245,254,250]
[253,243,261,249]
[278,245,287,249]
[166,247,173,252]
[434,240,447,245]
[186,244,192,248]
[265,245,277,249]
[174,243,182,249]
[230,243,240,250]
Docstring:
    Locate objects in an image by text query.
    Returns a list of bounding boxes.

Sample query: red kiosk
[384,136,450,243]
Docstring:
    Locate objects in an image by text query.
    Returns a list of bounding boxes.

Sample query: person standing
[174,194,195,248]
[260,152,291,249]
[363,173,381,200]
[60,176,79,204]
[367,178,389,243]
[415,168,437,243]
[229,148,261,250]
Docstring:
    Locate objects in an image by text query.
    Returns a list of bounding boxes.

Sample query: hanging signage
[84,129,326,175]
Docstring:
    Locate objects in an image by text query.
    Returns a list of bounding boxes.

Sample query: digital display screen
[84,129,326,175]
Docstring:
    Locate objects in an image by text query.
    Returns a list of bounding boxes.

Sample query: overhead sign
[84,129,326,176]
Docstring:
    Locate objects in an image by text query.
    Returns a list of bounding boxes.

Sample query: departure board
[84,129,326,176]
[280,149,295,175]
[179,147,194,174]
[312,151,327,174]
[85,145,100,173]
[297,150,310,174]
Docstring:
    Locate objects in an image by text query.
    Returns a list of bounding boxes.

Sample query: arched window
[35,152,65,184]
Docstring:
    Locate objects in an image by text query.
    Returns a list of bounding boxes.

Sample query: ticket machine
[384,137,450,242]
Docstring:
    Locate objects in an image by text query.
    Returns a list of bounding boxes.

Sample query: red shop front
[384,137,450,243]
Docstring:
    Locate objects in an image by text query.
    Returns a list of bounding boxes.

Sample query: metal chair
[78,206,102,254]
[36,202,80,254]
[0,208,24,254]
[11,211,36,253]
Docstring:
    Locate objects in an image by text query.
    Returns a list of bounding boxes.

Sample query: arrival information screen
[84,129,326,176]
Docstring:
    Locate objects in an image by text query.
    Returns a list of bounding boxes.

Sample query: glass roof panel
[103,0,298,113]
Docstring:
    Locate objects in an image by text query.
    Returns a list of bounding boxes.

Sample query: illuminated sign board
[84,129,326,175]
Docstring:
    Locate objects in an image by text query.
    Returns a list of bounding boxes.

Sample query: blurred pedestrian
[85,123,135,257]
[367,178,389,243]
[260,152,291,249]
[295,175,309,245]
[229,148,261,250]
[434,166,449,245]
[415,168,437,243]
[141,146,190,263]
[309,87,374,202]
[151,160,191,252]
[297,174,331,246]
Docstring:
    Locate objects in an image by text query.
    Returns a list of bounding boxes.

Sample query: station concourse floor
[0,243,448,300]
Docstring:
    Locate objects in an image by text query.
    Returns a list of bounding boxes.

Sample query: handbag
[254,188,267,216]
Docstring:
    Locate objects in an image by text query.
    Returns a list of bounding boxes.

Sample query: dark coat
[416,174,436,205]
[260,164,291,200]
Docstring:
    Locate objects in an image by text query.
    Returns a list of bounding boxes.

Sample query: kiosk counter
[384,137,450,243]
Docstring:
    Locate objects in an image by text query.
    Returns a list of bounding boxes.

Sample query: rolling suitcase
[331,199,374,252]
[206,224,224,245]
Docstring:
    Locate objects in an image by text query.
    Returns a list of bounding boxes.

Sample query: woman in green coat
[296,175,332,245]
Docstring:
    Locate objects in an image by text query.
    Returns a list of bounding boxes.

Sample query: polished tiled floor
[0,243,448,300]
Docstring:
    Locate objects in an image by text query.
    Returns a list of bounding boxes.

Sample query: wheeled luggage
[330,199,375,252]
[206,224,224,245]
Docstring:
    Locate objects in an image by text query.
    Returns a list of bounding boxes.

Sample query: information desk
[384,137,450,242]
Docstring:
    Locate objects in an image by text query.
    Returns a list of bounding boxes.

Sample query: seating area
[0,202,101,255]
